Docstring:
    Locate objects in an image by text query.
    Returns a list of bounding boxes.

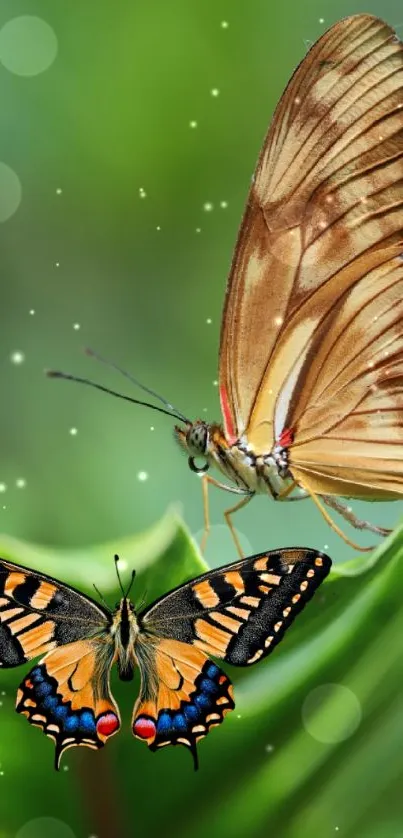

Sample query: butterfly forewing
[141,548,331,665]
[219,13,403,484]
[0,559,109,667]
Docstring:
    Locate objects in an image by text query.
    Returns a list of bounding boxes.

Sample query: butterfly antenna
[114,554,126,596]
[125,569,136,599]
[136,588,148,611]
[46,369,190,424]
[85,347,190,424]
[93,583,109,609]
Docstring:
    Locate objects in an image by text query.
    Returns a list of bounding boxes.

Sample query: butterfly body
[0,548,331,769]
[176,420,298,499]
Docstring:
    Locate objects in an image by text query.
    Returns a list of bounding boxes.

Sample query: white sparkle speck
[319,18,325,24]
[137,471,148,482]
[69,427,78,436]
[29,309,35,315]
[150,426,155,431]
[265,744,274,753]
[10,351,25,365]
[213,380,218,386]
[220,200,228,209]
[203,202,213,212]
[139,187,147,199]
[156,225,161,231]
[55,261,60,267]
[195,227,201,233]
[16,478,26,489]
[206,318,212,325]
[221,21,229,28]
[0,484,6,493]
[73,323,80,331]
[189,120,198,128]
[56,187,62,195]
[236,714,242,719]
[324,544,329,550]
[274,316,283,326]
[211,88,220,97]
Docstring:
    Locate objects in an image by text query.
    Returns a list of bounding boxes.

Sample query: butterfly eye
[186,423,209,456]
[188,456,209,475]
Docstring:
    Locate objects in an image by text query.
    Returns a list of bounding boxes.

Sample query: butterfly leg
[200,474,251,555]
[322,495,392,537]
[223,494,254,558]
[299,481,373,552]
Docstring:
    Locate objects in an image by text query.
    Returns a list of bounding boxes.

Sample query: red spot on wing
[96,712,120,737]
[133,716,156,741]
[220,385,237,444]
[278,428,294,448]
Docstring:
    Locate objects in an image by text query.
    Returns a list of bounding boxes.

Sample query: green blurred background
[1,0,403,836]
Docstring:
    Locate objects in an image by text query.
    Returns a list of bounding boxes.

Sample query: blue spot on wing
[80,711,96,733]
[183,704,200,722]
[31,667,43,681]
[157,712,173,734]
[36,681,52,697]
[195,693,212,710]
[205,663,219,680]
[53,703,69,721]
[172,713,187,732]
[64,715,79,732]
[42,695,59,711]
[200,678,219,695]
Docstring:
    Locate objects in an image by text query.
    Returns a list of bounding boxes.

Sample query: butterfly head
[174,420,212,474]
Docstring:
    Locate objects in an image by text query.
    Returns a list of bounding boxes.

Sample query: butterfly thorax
[175,420,295,498]
[111,597,139,681]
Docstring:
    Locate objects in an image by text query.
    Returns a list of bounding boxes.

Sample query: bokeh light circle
[17,817,76,838]
[0,163,21,221]
[0,17,58,76]
[302,683,362,744]
[193,523,253,567]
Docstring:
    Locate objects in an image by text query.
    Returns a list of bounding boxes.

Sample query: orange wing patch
[132,638,234,769]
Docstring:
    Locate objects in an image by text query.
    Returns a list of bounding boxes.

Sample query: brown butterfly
[48,14,403,554]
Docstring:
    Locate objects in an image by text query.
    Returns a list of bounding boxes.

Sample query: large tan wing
[288,247,403,499]
[219,14,403,448]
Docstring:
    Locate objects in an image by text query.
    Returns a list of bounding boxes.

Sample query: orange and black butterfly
[0,548,330,769]
[48,14,403,553]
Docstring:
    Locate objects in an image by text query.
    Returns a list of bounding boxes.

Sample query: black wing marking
[140,548,331,665]
[0,558,109,667]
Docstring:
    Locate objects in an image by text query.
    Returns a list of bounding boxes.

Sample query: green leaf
[0,505,208,601]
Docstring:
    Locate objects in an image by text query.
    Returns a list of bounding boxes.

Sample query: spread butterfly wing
[132,639,234,769]
[133,548,330,766]
[219,14,403,462]
[0,559,119,767]
[0,558,109,665]
[17,640,120,769]
[141,548,331,664]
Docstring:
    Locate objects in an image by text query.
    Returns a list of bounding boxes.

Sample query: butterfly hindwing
[16,639,121,769]
[132,639,234,769]
[0,559,109,667]
[141,548,331,666]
